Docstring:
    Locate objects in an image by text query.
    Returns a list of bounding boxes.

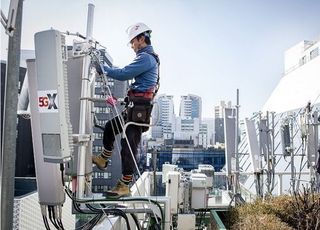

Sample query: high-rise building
[179,94,202,120]
[202,118,214,147]
[175,117,200,146]
[214,101,232,144]
[151,94,175,139]
[214,100,232,119]
[199,123,208,148]
[263,40,320,112]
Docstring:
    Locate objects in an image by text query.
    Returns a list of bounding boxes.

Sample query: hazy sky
[1,0,320,118]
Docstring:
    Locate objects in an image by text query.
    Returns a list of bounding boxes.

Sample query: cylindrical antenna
[86,4,94,39]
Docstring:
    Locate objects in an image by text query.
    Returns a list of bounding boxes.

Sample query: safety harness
[126,52,160,131]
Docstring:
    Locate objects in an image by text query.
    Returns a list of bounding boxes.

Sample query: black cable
[85,204,131,230]
[56,219,65,230]
[52,208,65,230]
[83,213,103,230]
[45,216,52,230]
[51,206,64,230]
[73,201,90,214]
[60,163,65,186]
[85,204,102,214]
[53,217,60,229]
[74,214,102,230]
[42,215,51,230]
[94,124,105,131]
[68,190,127,229]
[52,207,62,230]
[88,213,104,230]
[130,213,142,230]
[65,187,164,229]
[66,189,91,214]
[72,201,81,213]
[66,187,164,221]
[85,203,106,213]
[78,34,86,40]
[42,216,50,229]
[48,206,56,229]
[79,214,100,230]
[48,206,60,229]
[108,208,131,230]
[122,197,164,229]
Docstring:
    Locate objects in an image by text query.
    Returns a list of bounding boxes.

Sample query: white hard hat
[126,22,152,43]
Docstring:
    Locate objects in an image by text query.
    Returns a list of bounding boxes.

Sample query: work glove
[94,61,104,75]
[106,95,118,106]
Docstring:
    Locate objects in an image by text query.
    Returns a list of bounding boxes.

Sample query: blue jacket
[103,45,159,92]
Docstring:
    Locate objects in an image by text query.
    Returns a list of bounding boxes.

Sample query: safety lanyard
[147,52,160,95]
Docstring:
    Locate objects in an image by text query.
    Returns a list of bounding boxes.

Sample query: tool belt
[125,90,154,131]
[127,90,155,100]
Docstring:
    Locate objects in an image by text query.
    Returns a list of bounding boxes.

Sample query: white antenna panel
[224,108,236,176]
[245,118,261,173]
[34,29,73,163]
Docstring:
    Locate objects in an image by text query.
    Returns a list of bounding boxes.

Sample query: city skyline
[1,0,320,119]
[151,93,215,148]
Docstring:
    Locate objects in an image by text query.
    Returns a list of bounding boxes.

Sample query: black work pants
[103,114,142,175]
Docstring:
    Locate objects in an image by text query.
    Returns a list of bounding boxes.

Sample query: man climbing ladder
[92,22,160,198]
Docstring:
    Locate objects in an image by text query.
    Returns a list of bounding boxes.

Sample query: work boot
[106,180,130,198]
[92,148,111,170]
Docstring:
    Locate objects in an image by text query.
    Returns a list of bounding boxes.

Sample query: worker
[92,22,160,198]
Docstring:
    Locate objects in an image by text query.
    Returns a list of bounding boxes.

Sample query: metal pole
[1,0,23,229]
[235,89,240,196]
[290,117,295,193]
[152,148,157,196]
[310,111,319,191]
[270,112,275,192]
[77,3,94,198]
[278,174,282,195]
[266,111,271,194]
[257,112,263,197]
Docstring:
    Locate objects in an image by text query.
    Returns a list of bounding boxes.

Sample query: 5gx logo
[39,94,58,109]
[38,90,59,113]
